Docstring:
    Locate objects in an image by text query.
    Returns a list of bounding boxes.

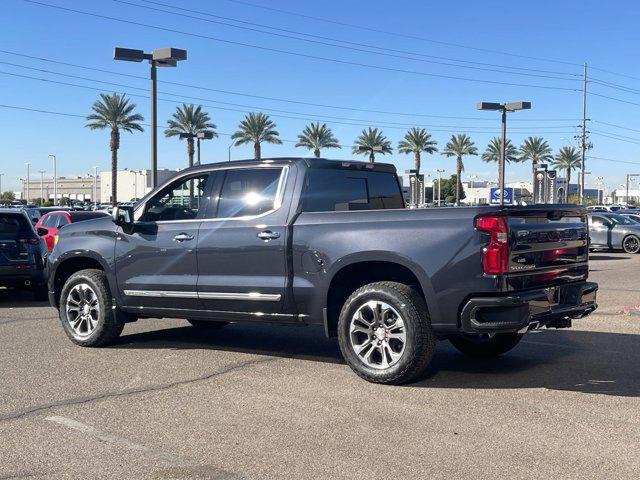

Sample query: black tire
[449,332,523,358]
[622,235,640,254]
[337,281,436,385]
[187,319,230,329]
[58,269,125,347]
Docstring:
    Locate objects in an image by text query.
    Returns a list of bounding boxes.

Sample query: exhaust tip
[24,280,31,286]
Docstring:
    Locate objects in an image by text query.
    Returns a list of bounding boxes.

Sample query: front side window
[216,168,284,219]
[141,174,210,222]
[41,214,55,228]
[57,215,70,227]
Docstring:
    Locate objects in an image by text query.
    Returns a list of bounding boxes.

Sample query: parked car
[588,212,640,253]
[619,211,640,223]
[587,204,627,212]
[0,209,48,299]
[47,158,598,384]
[36,210,109,252]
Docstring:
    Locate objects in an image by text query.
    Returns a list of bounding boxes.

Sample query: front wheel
[59,269,124,347]
[448,332,523,358]
[337,281,436,385]
[623,235,640,254]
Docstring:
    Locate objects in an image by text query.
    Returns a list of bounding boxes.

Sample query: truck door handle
[173,233,194,242]
[257,230,280,241]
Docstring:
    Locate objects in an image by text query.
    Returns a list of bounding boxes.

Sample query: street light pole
[92,166,98,208]
[114,47,188,188]
[228,142,234,162]
[0,173,4,200]
[49,154,57,206]
[435,168,445,206]
[38,170,45,205]
[626,174,639,206]
[477,101,531,206]
[24,162,31,204]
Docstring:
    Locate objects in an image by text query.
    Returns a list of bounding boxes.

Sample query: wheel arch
[51,253,113,307]
[323,254,437,337]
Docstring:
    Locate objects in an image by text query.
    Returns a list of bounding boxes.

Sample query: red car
[35,210,109,252]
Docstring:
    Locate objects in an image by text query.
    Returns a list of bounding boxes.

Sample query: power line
[0,67,578,133]
[592,120,640,134]
[588,91,640,107]
[21,0,579,92]
[588,155,640,166]
[0,48,581,122]
[590,130,640,145]
[590,128,640,143]
[114,0,580,81]
[218,0,582,67]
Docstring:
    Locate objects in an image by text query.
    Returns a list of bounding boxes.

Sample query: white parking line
[45,416,183,465]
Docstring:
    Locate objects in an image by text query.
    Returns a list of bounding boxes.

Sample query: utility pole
[25,162,30,204]
[579,62,587,205]
[38,170,45,205]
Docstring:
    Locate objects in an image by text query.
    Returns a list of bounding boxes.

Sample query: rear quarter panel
[292,207,496,331]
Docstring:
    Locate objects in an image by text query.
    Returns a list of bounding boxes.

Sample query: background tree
[231,112,282,160]
[519,136,553,187]
[295,122,340,158]
[0,191,15,202]
[164,104,217,167]
[550,146,582,203]
[397,127,438,174]
[352,127,392,162]
[443,134,478,206]
[86,93,143,206]
[436,175,465,204]
[482,137,519,188]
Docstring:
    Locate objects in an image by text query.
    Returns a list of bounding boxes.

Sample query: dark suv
[0,209,48,299]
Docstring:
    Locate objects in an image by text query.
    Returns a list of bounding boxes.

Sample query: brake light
[18,238,40,246]
[475,215,508,275]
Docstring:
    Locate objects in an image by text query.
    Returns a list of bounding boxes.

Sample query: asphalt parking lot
[1,252,639,479]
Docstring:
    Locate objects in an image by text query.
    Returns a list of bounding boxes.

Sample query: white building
[462,181,533,205]
[100,168,178,204]
[611,188,640,204]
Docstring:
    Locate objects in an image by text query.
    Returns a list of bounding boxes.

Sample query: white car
[587,204,627,212]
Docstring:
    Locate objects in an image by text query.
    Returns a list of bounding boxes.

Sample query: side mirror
[112,205,135,232]
[37,227,48,237]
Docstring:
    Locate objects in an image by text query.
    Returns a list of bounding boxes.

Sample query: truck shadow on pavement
[0,288,49,308]
[115,323,640,398]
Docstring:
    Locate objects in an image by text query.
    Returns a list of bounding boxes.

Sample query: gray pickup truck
[47,158,598,384]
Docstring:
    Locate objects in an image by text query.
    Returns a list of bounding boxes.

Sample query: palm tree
[295,122,340,157]
[519,136,553,187]
[482,137,520,189]
[164,104,217,168]
[397,127,438,174]
[86,93,143,206]
[442,134,478,206]
[550,146,581,203]
[231,112,282,160]
[352,127,392,162]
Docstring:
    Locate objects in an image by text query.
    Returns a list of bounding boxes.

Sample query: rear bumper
[460,281,598,333]
[0,266,45,288]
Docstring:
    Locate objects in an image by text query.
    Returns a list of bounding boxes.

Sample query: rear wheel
[337,281,436,385]
[59,269,124,347]
[449,332,523,358]
[187,319,230,330]
[623,235,640,254]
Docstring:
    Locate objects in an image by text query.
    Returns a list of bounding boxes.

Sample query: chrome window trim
[123,290,282,302]
[137,165,290,224]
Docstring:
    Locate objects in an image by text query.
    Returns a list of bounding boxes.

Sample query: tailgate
[0,239,30,265]
[505,206,588,290]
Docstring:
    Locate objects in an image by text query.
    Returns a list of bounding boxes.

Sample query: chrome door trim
[123,290,281,301]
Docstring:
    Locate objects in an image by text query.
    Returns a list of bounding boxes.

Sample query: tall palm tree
[550,146,581,203]
[519,136,553,187]
[352,127,392,163]
[482,137,520,190]
[164,104,217,167]
[397,127,438,174]
[442,134,478,206]
[231,112,282,160]
[295,122,340,157]
[86,93,143,206]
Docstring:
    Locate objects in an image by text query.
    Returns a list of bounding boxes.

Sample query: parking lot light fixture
[435,168,446,206]
[477,101,531,205]
[114,47,187,188]
[196,131,215,166]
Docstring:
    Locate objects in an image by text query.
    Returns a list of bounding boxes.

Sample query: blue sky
[2,0,640,193]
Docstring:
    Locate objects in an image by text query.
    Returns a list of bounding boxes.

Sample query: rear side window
[302,169,404,212]
[57,215,70,227]
[41,214,55,228]
[216,168,284,218]
[0,214,31,236]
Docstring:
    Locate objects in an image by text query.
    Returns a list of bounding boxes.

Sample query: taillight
[475,215,508,275]
[18,238,40,246]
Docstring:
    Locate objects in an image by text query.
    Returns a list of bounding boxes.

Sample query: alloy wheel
[65,283,101,339]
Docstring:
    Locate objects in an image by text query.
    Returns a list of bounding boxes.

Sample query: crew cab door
[196,165,292,319]
[115,173,213,311]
